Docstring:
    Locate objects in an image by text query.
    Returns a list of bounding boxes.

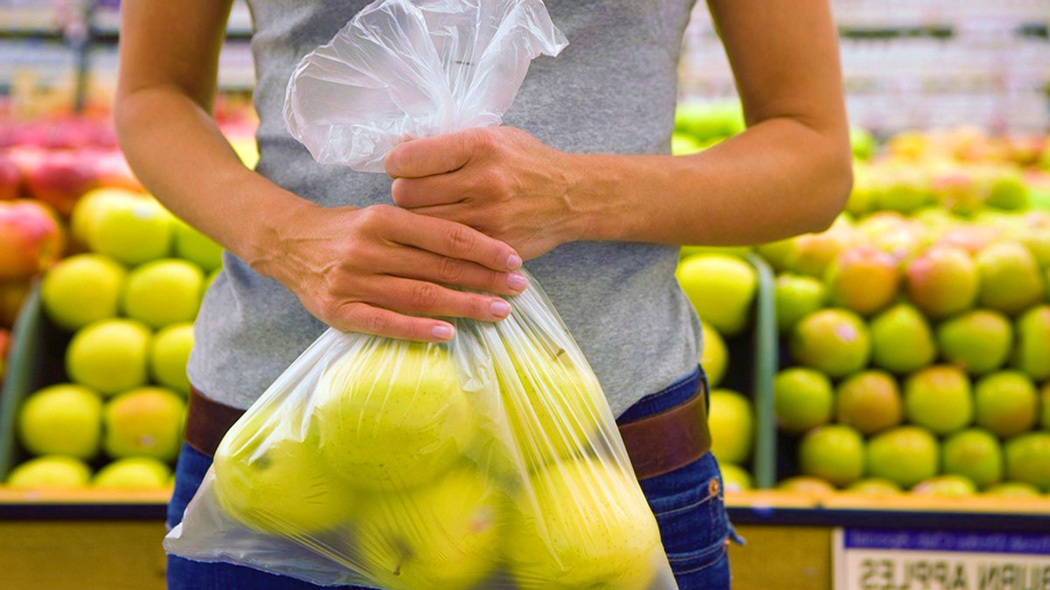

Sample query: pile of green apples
[4,188,223,491]
[209,339,667,590]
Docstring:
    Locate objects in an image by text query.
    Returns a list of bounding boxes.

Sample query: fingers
[367,277,513,322]
[390,210,522,271]
[388,250,528,296]
[385,128,488,178]
[327,302,457,342]
[390,172,469,209]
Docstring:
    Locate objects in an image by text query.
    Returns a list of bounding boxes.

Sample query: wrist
[562,153,638,243]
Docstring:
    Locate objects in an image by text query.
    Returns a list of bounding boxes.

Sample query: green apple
[103,387,185,461]
[778,476,837,497]
[671,133,705,156]
[866,427,939,488]
[912,475,977,497]
[790,309,871,377]
[90,197,173,266]
[836,370,902,435]
[215,411,357,535]
[507,458,661,590]
[904,366,973,435]
[936,310,1013,375]
[846,478,902,496]
[799,425,865,487]
[1005,433,1050,491]
[1041,382,1050,431]
[700,321,728,388]
[708,389,753,464]
[974,371,1037,437]
[172,218,223,272]
[1012,306,1050,381]
[984,482,1042,498]
[357,466,502,590]
[93,457,172,489]
[677,254,757,336]
[7,456,92,489]
[41,254,126,331]
[850,127,876,160]
[942,429,1002,489]
[121,259,203,329]
[315,341,476,490]
[773,368,834,434]
[985,168,1029,210]
[149,322,194,395]
[975,241,1044,315]
[774,274,827,334]
[66,319,151,395]
[905,246,978,318]
[755,239,794,272]
[869,304,936,374]
[18,384,101,459]
[720,463,753,493]
[70,188,140,248]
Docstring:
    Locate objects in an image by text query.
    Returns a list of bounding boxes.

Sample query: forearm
[571,117,852,247]
[115,85,309,265]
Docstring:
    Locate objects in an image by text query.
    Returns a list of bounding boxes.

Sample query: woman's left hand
[385,126,584,260]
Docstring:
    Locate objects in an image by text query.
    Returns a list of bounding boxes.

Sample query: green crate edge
[747,252,777,489]
[0,282,42,480]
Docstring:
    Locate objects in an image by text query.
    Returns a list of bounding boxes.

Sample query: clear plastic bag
[165,1,680,588]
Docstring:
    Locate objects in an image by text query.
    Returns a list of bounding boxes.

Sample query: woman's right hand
[251,202,527,342]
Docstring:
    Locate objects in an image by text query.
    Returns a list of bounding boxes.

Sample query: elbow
[803,142,853,234]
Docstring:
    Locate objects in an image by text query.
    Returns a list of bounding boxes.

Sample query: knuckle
[467,128,495,152]
[437,256,465,282]
[446,225,477,255]
[411,282,439,310]
[364,311,388,335]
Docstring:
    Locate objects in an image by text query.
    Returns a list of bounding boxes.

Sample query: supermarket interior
[2,1,1050,589]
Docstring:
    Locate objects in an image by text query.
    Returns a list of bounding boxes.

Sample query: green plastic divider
[0,283,42,480]
[748,253,777,489]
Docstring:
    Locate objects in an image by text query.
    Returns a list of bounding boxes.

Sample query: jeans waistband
[617,365,704,424]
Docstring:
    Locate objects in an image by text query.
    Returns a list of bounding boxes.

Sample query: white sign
[834,528,1050,590]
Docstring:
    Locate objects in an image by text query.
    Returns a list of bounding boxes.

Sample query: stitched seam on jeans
[666,537,728,562]
[652,486,719,517]
[672,545,728,575]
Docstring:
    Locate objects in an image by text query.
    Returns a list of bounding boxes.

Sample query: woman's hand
[385,127,584,260]
[252,202,527,341]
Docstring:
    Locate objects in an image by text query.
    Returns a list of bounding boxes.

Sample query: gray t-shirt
[189,0,704,416]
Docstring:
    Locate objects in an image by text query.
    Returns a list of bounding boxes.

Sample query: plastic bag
[166,1,680,588]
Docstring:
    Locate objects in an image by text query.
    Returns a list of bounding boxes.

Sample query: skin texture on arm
[386,0,853,260]
[115,0,526,342]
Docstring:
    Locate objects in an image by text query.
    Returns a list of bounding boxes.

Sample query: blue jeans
[167,368,736,589]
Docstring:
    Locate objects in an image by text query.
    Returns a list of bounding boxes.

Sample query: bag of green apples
[165,1,680,589]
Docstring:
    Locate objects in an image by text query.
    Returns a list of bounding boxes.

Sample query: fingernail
[506,253,523,270]
[490,299,512,318]
[432,325,455,340]
[508,272,527,291]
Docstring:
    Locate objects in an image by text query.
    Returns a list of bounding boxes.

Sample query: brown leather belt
[186,378,710,481]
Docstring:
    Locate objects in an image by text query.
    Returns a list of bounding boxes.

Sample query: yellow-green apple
[856,212,927,263]
[976,241,1044,315]
[846,163,880,215]
[93,457,172,489]
[676,254,756,336]
[720,463,753,493]
[773,368,833,434]
[755,239,793,272]
[0,280,30,327]
[942,429,1002,489]
[931,166,983,217]
[1042,382,1050,430]
[846,478,901,496]
[985,166,1029,210]
[866,426,940,488]
[974,371,1037,437]
[936,310,1012,375]
[836,370,902,435]
[700,321,728,388]
[708,389,753,464]
[904,366,973,435]
[905,246,978,318]
[877,166,931,213]
[121,259,203,329]
[149,322,193,395]
[1012,306,1050,380]
[103,387,185,461]
[69,187,140,248]
[315,341,476,490]
[90,196,173,266]
[869,304,936,374]
[778,476,837,497]
[785,229,853,278]
[41,254,125,331]
[799,425,865,487]
[825,246,900,316]
[357,466,502,590]
[912,475,978,497]
[66,319,150,395]
[1017,212,1050,268]
[1005,433,1050,491]
[507,458,661,590]
[790,309,871,377]
[983,482,1041,498]
[6,456,92,489]
[774,273,827,334]
[0,199,64,280]
[172,218,223,272]
[18,383,101,459]
[671,133,705,156]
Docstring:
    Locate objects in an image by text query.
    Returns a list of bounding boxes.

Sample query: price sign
[833,528,1050,590]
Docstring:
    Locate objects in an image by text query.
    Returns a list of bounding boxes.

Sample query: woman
[116,1,851,589]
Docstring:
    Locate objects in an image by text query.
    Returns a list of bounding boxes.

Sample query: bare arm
[386,0,852,257]
[116,0,526,342]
